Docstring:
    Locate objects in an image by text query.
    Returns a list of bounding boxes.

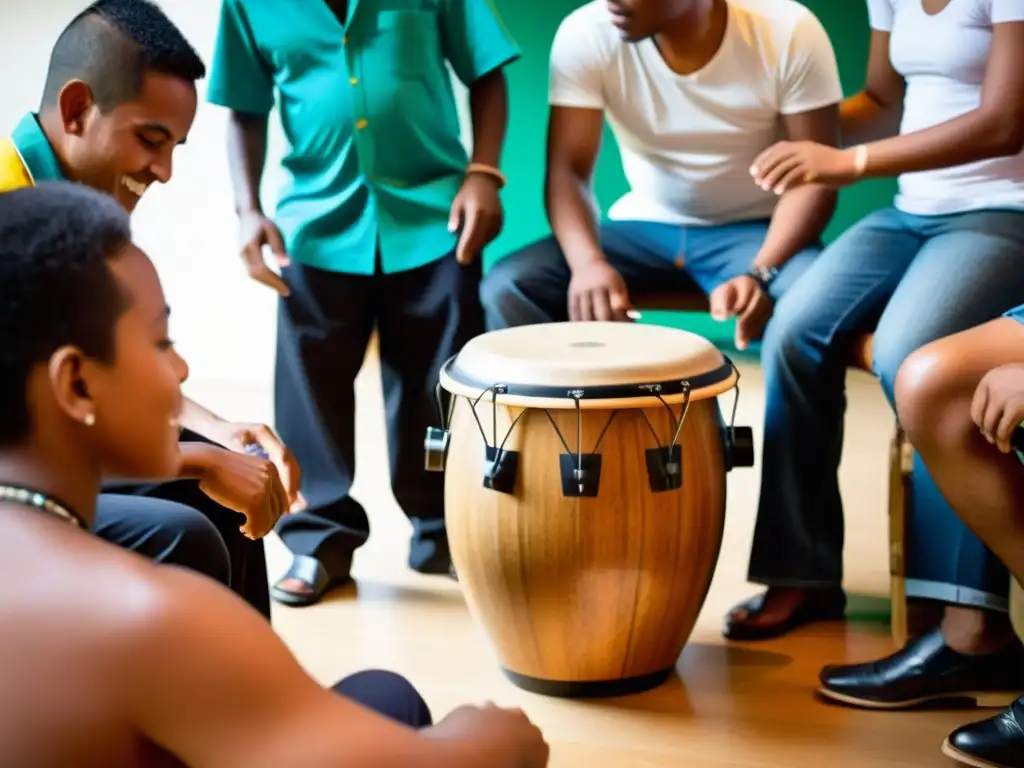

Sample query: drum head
[441,322,736,407]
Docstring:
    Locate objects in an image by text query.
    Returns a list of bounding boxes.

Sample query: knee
[479,248,531,305]
[894,343,969,449]
[871,332,924,406]
[758,292,822,374]
[155,504,232,586]
[334,669,433,728]
[479,238,563,327]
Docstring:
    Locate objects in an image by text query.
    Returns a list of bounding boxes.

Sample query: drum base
[501,666,674,699]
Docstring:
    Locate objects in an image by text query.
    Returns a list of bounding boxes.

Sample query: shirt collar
[11,113,65,183]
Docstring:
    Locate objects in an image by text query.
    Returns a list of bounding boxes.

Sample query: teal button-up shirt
[207,0,520,275]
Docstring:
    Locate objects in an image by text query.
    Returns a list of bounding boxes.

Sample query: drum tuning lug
[423,427,451,472]
[725,426,755,471]
[645,445,683,492]
[559,454,602,497]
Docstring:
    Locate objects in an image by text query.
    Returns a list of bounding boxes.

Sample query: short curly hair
[0,182,133,445]
[41,0,206,113]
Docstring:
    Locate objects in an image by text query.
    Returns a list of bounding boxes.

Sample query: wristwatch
[747,265,779,291]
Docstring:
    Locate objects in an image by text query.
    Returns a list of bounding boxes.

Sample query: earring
[83,413,95,427]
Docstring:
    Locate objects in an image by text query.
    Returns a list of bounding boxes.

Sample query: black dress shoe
[722,587,846,641]
[818,629,1024,710]
[943,697,1024,767]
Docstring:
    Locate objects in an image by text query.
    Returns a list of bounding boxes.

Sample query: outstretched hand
[750,141,857,194]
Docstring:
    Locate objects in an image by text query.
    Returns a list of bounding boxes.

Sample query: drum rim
[440,354,736,400]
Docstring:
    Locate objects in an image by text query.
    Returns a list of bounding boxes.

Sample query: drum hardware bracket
[424,427,451,473]
[646,445,683,492]
[723,369,755,471]
[483,445,520,494]
[639,384,691,493]
[558,453,602,497]
[542,396,617,498]
[424,382,458,472]
[462,384,525,496]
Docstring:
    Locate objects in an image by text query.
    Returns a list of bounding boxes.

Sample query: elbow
[996,127,1024,157]
[543,170,560,219]
[543,163,584,217]
[543,164,568,213]
[982,114,1024,157]
[469,68,506,100]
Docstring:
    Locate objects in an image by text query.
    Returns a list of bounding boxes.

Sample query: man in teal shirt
[208,0,520,606]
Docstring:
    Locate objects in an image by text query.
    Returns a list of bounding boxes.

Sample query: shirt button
[343,35,349,44]
[356,119,368,129]
[350,77,358,85]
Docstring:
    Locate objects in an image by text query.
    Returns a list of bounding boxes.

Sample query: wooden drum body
[426,322,754,698]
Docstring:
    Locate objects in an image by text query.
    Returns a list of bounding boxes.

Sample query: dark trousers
[274,254,482,577]
[100,428,272,620]
[332,669,432,727]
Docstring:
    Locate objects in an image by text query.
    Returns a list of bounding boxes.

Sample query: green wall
[488,0,897,268]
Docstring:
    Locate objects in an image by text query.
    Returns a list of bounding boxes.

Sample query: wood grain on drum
[444,393,727,697]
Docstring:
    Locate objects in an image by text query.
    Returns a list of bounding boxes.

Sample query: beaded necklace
[0,484,85,528]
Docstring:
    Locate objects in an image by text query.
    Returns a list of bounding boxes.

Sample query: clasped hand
[189,421,305,540]
[972,363,1024,454]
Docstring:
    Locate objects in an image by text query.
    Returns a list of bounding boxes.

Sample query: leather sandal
[723,587,846,641]
[271,554,351,608]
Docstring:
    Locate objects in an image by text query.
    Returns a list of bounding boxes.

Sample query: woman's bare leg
[895,317,1024,584]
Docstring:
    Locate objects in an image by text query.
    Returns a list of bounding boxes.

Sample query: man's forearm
[545,166,603,271]
[419,727,535,768]
[468,70,509,169]
[178,398,226,443]
[227,111,270,214]
[754,185,837,270]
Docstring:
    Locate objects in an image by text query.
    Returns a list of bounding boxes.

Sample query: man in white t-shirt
[480,0,844,351]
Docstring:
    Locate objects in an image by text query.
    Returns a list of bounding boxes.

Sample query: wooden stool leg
[888,422,910,647]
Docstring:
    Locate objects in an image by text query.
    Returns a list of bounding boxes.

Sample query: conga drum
[424,322,754,698]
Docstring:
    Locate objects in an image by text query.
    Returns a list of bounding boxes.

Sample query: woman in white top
[727,1,1024,753]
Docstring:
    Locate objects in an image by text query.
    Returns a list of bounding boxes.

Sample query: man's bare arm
[227,110,269,216]
[177,398,227,441]
[544,105,606,270]
[121,568,543,767]
[754,105,840,272]
[227,110,291,295]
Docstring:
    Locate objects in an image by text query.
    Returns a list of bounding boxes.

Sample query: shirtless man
[0,181,548,767]
[0,0,303,617]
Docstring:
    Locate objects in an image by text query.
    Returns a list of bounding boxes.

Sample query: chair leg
[888,422,912,647]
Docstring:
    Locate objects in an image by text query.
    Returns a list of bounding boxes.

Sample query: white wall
[0,0,472,394]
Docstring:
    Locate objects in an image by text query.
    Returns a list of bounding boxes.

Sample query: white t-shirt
[548,0,843,227]
[867,0,1024,215]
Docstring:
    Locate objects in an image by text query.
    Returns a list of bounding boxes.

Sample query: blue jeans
[752,206,1024,610]
[480,219,820,328]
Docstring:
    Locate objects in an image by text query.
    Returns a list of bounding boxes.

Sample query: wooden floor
[188,337,973,767]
